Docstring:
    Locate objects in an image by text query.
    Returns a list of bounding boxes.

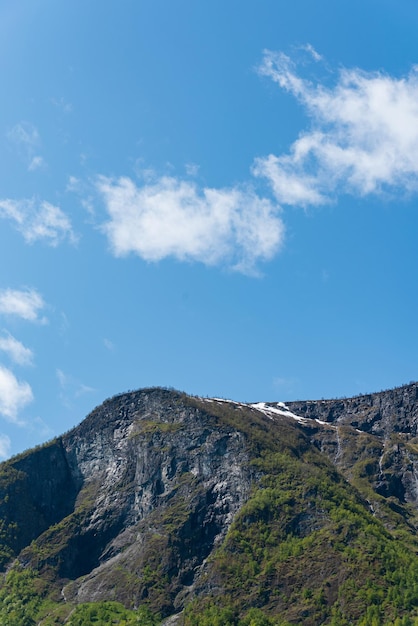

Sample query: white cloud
[97,175,284,273]
[0,434,11,460]
[0,198,76,246]
[0,288,46,323]
[0,365,33,422]
[0,332,33,366]
[253,153,325,207]
[301,44,323,62]
[185,162,200,177]
[66,176,80,192]
[8,121,39,150]
[56,368,67,388]
[7,121,46,171]
[255,49,418,204]
[28,155,46,171]
[66,176,95,218]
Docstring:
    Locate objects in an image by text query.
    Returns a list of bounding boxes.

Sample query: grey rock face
[9,389,252,613]
[0,439,78,558]
[288,382,418,436]
[286,383,418,507]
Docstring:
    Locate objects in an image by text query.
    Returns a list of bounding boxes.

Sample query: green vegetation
[3,389,418,624]
[129,420,183,439]
[184,603,285,625]
[0,566,160,625]
[198,447,418,625]
[0,567,44,625]
[63,602,159,625]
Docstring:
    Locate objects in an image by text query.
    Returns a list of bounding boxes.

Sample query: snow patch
[250,402,306,422]
[201,396,338,430]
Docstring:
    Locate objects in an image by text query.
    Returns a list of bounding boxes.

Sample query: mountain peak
[2,383,418,624]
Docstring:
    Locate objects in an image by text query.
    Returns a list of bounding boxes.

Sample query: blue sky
[1,0,418,457]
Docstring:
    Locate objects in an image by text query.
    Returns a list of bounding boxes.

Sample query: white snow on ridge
[200,396,336,429]
[203,397,307,422]
[253,403,336,429]
[212,398,243,406]
[250,402,306,422]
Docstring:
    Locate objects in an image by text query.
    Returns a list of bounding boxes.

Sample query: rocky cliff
[2,385,418,625]
[288,384,418,508]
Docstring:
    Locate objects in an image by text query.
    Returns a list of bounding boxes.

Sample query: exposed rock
[3,384,418,622]
[287,383,418,507]
[3,389,252,614]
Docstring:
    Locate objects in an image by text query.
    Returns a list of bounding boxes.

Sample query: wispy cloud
[185,162,200,177]
[66,176,80,192]
[0,365,33,422]
[66,176,95,218]
[300,43,323,62]
[97,175,284,274]
[51,97,73,114]
[56,369,95,409]
[28,156,46,172]
[7,121,45,171]
[255,48,418,205]
[0,198,76,246]
[0,288,46,323]
[8,121,39,149]
[56,369,67,388]
[0,332,33,366]
[0,434,11,460]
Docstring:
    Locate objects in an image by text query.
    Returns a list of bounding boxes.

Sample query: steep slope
[287,385,418,528]
[1,386,418,624]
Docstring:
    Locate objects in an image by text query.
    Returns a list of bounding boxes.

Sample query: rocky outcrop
[286,383,418,508]
[4,389,253,614]
[0,439,78,561]
[287,382,418,436]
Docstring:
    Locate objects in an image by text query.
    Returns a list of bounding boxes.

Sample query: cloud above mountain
[95,49,418,274]
[0,288,46,323]
[0,198,75,246]
[255,49,418,205]
[0,365,33,423]
[97,175,284,274]
[0,332,33,366]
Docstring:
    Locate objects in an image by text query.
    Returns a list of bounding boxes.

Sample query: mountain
[2,385,418,625]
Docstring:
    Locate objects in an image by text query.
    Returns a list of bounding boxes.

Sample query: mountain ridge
[2,384,418,624]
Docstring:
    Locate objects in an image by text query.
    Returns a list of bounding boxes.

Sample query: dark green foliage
[0,567,45,625]
[64,602,159,625]
[184,603,283,625]
[0,567,161,625]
